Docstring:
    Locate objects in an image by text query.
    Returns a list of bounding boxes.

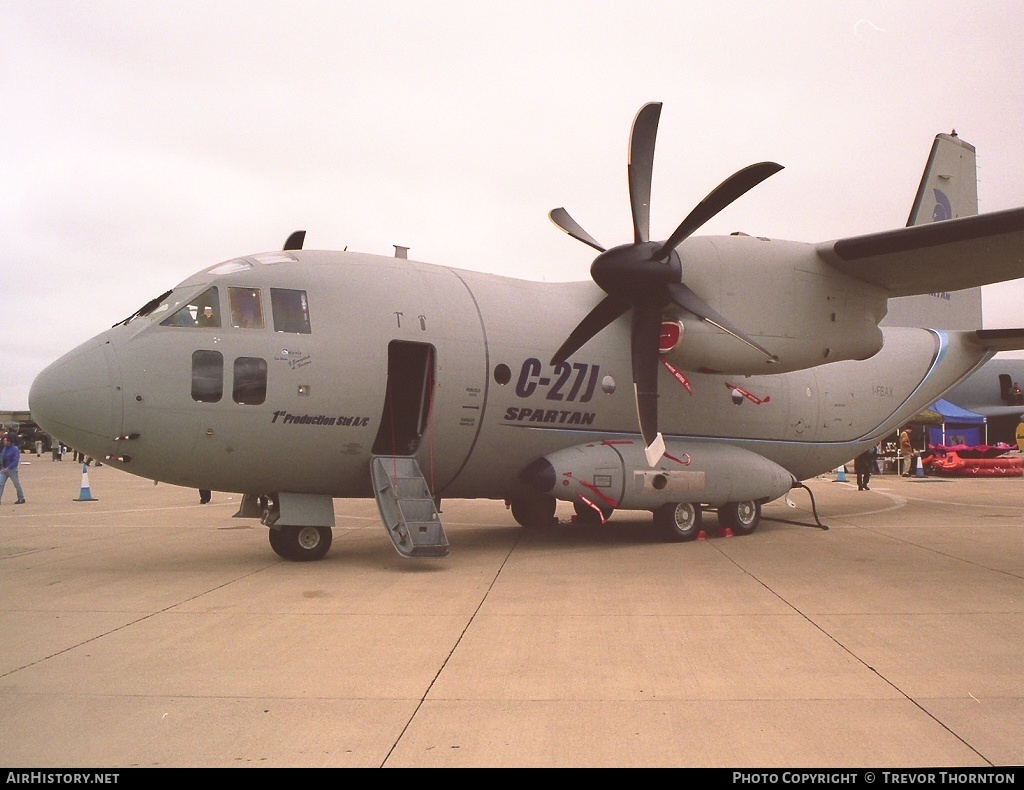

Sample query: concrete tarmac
[0,457,1021,767]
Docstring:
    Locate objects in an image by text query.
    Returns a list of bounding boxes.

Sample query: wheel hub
[297,526,321,550]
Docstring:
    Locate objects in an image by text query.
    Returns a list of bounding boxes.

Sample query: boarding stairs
[370,456,449,558]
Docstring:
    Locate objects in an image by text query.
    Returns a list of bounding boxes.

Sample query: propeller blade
[628,102,662,244]
[549,208,606,252]
[551,295,629,364]
[283,230,306,251]
[666,282,778,362]
[656,162,783,257]
[631,307,663,447]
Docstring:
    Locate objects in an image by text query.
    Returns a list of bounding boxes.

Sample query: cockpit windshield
[228,287,264,329]
[113,290,173,327]
[161,287,221,328]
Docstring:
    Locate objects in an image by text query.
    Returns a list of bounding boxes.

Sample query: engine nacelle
[521,439,796,512]
[652,236,888,376]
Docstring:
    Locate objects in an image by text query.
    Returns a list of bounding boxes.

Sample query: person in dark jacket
[854,447,878,491]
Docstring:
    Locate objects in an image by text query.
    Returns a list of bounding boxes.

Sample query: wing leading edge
[817,206,1024,296]
[970,328,1024,353]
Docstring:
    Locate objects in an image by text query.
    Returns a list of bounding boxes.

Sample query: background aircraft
[940,359,1024,445]
[29,104,1024,562]
[880,131,1024,445]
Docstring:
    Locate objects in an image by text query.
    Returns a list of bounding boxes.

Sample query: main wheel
[573,500,612,525]
[510,494,557,527]
[719,500,761,535]
[269,525,333,561]
[654,502,702,542]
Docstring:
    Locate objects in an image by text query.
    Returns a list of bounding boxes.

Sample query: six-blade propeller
[549,102,783,460]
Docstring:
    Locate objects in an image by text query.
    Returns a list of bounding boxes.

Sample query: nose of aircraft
[29,334,123,459]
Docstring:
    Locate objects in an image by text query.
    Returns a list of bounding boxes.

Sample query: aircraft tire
[268,527,290,559]
[718,500,761,535]
[655,502,702,542]
[269,525,332,561]
[573,501,613,525]
[510,494,556,528]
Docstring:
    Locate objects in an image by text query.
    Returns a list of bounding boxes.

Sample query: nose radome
[29,334,122,459]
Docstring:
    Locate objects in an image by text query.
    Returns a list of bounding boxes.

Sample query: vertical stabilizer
[906,132,978,225]
[882,132,983,329]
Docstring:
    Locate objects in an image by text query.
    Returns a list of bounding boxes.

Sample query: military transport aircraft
[940,357,1024,446]
[29,103,1024,562]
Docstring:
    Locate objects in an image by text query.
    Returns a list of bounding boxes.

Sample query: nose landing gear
[269,525,333,562]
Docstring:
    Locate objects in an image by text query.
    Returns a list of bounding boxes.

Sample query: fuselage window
[229,287,264,329]
[162,287,221,327]
[191,350,223,402]
[271,288,311,334]
[233,357,268,405]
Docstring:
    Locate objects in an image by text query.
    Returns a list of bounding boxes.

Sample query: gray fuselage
[29,248,990,502]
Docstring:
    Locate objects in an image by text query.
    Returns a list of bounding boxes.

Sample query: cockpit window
[271,288,311,334]
[162,287,221,328]
[229,287,264,329]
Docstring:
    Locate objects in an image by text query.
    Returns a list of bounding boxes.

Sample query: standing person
[0,434,26,504]
[199,489,211,504]
[854,447,877,491]
[899,427,913,476]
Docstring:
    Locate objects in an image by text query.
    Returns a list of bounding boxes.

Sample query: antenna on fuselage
[283,230,306,250]
[394,245,409,259]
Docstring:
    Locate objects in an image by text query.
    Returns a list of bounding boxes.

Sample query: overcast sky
[3,1,1023,410]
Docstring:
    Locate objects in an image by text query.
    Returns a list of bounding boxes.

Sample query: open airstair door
[371,341,448,558]
[373,341,435,457]
[370,456,449,558]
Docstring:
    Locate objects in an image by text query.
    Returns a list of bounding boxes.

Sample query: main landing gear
[655,502,703,541]
[654,499,762,542]
[508,492,557,528]
[718,500,762,536]
[573,500,613,526]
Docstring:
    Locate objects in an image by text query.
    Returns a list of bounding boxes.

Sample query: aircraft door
[372,341,435,456]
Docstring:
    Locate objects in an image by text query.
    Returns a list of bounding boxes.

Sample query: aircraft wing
[816,207,1024,296]
[969,328,1024,353]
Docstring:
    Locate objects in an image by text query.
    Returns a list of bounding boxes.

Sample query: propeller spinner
[549,102,782,459]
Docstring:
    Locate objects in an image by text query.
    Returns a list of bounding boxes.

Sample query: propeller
[549,102,782,459]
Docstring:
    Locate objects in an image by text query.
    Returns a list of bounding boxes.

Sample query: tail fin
[907,132,978,225]
[882,132,983,329]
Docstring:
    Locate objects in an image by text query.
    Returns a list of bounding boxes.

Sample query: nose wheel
[269,525,333,561]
